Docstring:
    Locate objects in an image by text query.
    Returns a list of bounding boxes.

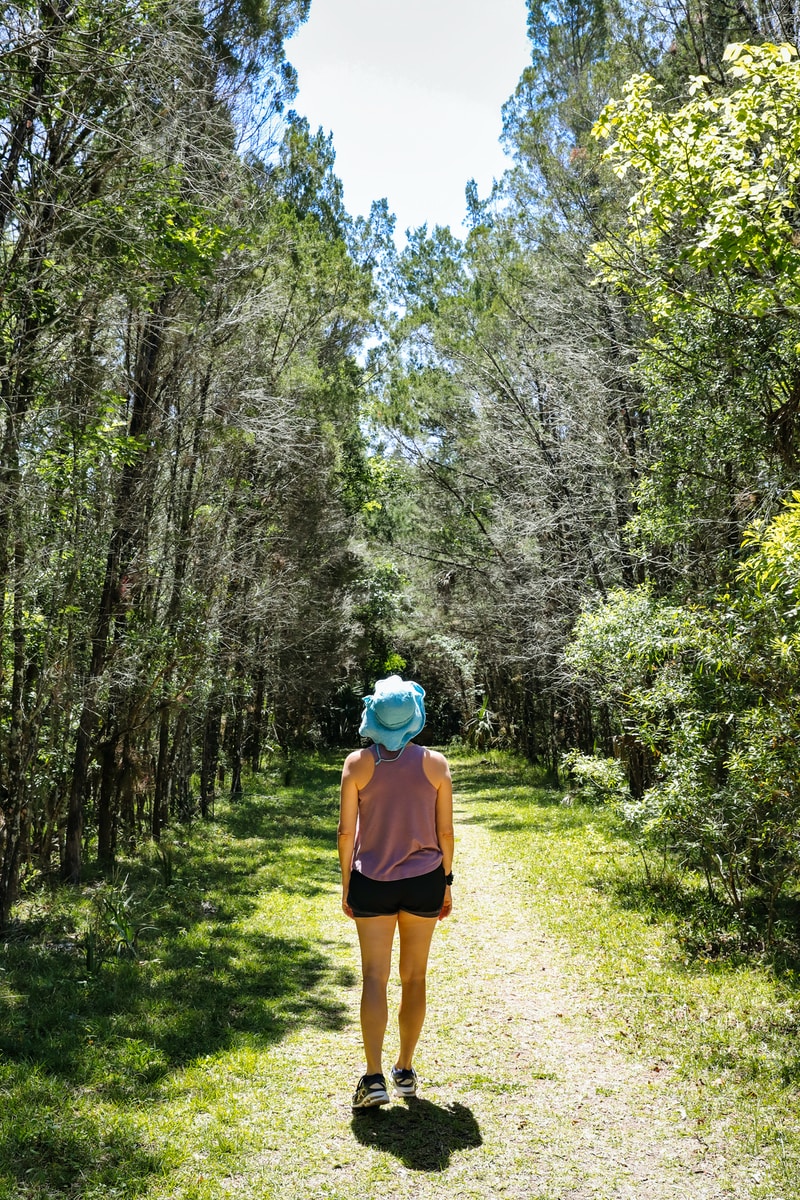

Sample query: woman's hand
[438,885,452,920]
[342,889,354,919]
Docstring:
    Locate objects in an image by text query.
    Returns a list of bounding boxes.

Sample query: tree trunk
[153,703,171,840]
[227,683,245,798]
[245,660,266,773]
[96,737,118,870]
[200,693,223,819]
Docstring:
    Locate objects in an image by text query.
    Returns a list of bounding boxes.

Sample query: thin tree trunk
[229,686,245,798]
[96,738,117,870]
[0,539,28,925]
[200,693,224,819]
[153,703,171,840]
[246,663,266,773]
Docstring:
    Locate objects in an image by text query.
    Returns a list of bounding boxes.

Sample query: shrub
[561,750,628,805]
[565,496,800,940]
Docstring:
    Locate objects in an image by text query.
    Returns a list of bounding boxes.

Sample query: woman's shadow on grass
[351,1097,482,1171]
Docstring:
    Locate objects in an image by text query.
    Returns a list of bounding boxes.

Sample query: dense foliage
[0,0,385,921]
[566,36,800,938]
[4,0,800,942]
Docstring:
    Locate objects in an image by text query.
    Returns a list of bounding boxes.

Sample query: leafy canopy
[590,42,800,322]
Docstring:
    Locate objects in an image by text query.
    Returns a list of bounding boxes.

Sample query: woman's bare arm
[428,750,454,919]
[338,749,373,918]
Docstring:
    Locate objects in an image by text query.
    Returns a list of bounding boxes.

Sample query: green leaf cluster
[592,42,800,321]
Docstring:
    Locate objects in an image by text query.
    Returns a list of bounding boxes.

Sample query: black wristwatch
[444,871,453,886]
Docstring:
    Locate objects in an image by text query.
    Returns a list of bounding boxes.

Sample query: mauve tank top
[352,742,443,882]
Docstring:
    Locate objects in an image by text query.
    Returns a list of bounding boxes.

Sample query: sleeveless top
[352,742,443,882]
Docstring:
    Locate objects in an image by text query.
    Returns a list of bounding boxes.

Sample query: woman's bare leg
[395,911,438,1070]
[354,914,397,1076]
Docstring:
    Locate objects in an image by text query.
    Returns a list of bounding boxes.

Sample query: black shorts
[348,864,446,918]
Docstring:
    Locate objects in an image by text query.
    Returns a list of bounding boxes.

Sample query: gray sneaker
[352,1073,390,1108]
[391,1066,418,1097]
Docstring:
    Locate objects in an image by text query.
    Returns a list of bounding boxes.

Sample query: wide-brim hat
[359,674,426,751]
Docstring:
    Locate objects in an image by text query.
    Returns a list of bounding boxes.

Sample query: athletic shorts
[347,864,446,918]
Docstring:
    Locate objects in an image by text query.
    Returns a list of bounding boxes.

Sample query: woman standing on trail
[338,674,454,1109]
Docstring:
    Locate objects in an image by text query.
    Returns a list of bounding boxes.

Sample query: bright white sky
[286,0,531,240]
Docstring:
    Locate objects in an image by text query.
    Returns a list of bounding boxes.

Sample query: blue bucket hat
[359,674,426,751]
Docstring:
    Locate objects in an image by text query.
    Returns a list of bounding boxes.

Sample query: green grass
[1,749,799,1198]
[0,757,349,1199]
[456,751,800,1198]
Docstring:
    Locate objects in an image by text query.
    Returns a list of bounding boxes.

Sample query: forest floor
[2,752,800,1199]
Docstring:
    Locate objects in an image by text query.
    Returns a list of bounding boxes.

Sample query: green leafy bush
[566,496,800,940]
[561,750,628,806]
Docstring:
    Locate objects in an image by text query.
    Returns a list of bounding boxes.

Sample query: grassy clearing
[1,750,798,1199]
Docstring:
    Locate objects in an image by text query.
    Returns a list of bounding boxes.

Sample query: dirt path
[253,794,762,1199]
[422,813,753,1200]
